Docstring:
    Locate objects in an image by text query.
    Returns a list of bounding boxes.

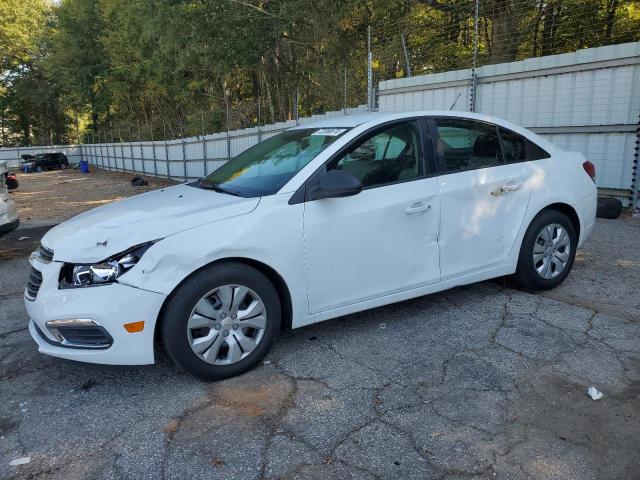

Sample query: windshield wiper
[198,181,240,196]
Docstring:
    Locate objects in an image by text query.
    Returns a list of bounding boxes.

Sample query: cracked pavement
[1,217,639,479]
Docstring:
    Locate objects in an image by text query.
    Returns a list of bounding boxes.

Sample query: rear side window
[525,139,550,160]
[434,118,502,172]
[499,128,527,163]
[499,128,550,162]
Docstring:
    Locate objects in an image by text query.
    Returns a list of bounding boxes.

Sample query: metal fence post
[99,132,105,169]
[470,0,480,113]
[162,123,171,180]
[182,137,187,182]
[631,110,640,210]
[401,33,412,77]
[179,121,187,181]
[201,113,208,177]
[119,128,125,172]
[367,25,373,111]
[343,67,348,114]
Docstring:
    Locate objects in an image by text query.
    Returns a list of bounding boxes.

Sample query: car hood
[42,183,260,263]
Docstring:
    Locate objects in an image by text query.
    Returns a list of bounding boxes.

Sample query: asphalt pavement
[1,217,639,479]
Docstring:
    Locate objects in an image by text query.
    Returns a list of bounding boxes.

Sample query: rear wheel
[160,262,281,380]
[59,163,66,170]
[514,209,577,290]
[36,165,43,173]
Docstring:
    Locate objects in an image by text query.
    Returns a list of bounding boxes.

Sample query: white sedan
[0,161,19,237]
[25,111,597,379]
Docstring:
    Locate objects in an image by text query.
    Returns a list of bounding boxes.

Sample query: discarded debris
[379,323,387,330]
[587,386,604,400]
[18,237,30,241]
[9,457,31,466]
[263,360,271,365]
[131,176,149,187]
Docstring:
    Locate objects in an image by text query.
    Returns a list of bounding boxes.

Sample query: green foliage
[0,0,638,146]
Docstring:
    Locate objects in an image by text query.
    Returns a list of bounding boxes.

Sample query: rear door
[431,117,536,280]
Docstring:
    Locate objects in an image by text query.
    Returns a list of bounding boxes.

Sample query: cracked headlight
[60,242,155,288]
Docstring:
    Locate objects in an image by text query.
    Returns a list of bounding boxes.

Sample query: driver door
[302,119,441,314]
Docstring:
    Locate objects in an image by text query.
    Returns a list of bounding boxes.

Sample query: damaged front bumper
[25,254,167,365]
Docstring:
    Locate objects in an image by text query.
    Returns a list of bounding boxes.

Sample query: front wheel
[514,209,577,290]
[160,262,281,380]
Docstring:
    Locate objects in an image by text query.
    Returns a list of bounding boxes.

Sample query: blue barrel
[79,160,89,173]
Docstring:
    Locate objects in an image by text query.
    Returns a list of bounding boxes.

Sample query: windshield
[197,128,350,197]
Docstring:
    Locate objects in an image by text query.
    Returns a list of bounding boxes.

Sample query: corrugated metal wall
[378,42,640,205]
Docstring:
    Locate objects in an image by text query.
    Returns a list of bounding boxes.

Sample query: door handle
[491,182,522,197]
[405,202,431,214]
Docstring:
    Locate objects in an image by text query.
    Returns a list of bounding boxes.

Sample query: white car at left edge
[24,111,597,379]
[0,161,19,237]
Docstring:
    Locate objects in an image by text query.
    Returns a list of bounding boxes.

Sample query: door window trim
[289,117,437,205]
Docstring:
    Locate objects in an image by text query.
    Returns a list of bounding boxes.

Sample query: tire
[59,163,66,170]
[596,197,621,220]
[514,209,577,291]
[160,262,281,380]
[36,166,43,173]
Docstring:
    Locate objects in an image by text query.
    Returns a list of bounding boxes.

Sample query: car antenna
[449,92,462,111]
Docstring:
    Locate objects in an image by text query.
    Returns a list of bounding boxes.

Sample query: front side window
[198,128,349,197]
[434,118,502,172]
[331,121,424,188]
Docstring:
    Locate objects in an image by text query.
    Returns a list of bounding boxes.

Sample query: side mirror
[311,169,362,200]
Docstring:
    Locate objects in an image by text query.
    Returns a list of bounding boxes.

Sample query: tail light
[583,161,596,183]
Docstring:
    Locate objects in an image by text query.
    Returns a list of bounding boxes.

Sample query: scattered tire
[160,262,281,380]
[514,209,577,291]
[6,177,18,190]
[596,197,622,220]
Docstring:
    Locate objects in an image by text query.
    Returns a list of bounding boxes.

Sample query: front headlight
[60,242,155,288]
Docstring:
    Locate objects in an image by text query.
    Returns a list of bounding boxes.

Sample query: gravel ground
[9,167,173,224]
[0,202,638,478]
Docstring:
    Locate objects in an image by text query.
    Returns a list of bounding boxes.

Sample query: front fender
[119,193,310,327]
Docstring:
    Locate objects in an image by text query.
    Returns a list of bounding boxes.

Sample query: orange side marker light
[124,321,145,333]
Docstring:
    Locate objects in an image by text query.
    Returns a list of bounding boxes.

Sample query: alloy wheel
[187,284,267,365]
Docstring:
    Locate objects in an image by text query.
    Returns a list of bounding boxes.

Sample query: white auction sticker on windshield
[311,128,347,136]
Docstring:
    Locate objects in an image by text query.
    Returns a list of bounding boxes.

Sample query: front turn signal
[124,321,145,333]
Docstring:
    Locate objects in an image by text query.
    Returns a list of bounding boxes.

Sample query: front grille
[26,266,43,300]
[39,245,54,262]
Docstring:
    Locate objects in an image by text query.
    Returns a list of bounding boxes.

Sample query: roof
[292,110,560,153]
[292,110,530,129]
